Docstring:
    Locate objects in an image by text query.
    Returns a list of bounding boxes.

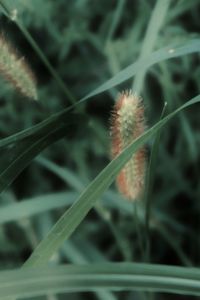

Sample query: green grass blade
[133,0,171,93]
[0,126,66,193]
[0,192,76,224]
[0,263,200,298]
[62,242,117,300]
[36,156,84,191]
[0,108,72,149]
[0,190,173,227]
[84,39,200,100]
[22,94,200,267]
[0,115,87,194]
[0,39,199,150]
[0,39,198,195]
[105,0,125,44]
[168,0,200,23]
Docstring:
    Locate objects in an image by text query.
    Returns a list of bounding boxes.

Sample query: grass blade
[0,126,66,193]
[133,0,171,93]
[85,39,200,100]
[0,115,87,194]
[0,39,199,150]
[22,94,200,267]
[0,263,200,298]
[0,192,76,224]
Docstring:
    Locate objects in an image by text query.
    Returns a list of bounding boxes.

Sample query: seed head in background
[110,91,146,201]
[0,34,37,100]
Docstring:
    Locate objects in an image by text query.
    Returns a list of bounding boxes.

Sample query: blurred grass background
[0,0,200,299]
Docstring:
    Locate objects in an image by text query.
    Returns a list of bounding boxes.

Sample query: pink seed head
[110,90,146,201]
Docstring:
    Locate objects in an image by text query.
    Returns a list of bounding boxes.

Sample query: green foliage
[1,263,200,298]
[0,0,200,299]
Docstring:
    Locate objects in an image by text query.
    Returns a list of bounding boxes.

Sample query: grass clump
[0,1,200,299]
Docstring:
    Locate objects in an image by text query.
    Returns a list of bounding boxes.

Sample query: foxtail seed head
[110,91,146,201]
[0,35,37,100]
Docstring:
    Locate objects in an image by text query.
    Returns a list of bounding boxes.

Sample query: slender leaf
[0,39,199,150]
[0,126,66,193]
[0,116,87,194]
[0,263,200,298]
[22,94,200,267]
[0,192,76,224]
[133,0,171,93]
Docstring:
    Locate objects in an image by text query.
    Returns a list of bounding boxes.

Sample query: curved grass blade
[0,126,66,194]
[0,190,168,226]
[0,39,200,150]
[0,115,87,194]
[85,39,200,100]
[0,263,200,298]
[22,94,200,267]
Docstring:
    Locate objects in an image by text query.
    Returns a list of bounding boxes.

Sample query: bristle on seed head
[0,34,38,100]
[110,90,146,201]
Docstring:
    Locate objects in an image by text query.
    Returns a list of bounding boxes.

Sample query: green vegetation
[0,0,200,299]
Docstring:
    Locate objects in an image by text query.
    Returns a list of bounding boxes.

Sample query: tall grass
[0,0,200,299]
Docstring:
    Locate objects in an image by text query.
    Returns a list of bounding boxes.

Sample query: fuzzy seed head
[110,90,146,201]
[0,35,38,100]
